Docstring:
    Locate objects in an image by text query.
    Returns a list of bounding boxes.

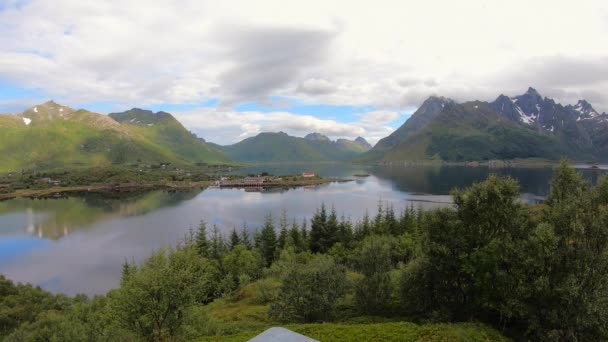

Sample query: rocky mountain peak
[109,108,177,126]
[304,132,330,141]
[568,99,600,121]
[525,87,541,98]
[19,101,76,124]
[355,136,372,148]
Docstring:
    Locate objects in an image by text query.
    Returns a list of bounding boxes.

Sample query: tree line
[1,161,608,341]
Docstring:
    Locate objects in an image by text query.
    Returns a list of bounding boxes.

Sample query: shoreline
[0,177,351,201]
[366,159,608,169]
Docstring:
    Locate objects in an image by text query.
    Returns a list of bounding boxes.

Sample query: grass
[193,280,510,342]
[198,322,510,341]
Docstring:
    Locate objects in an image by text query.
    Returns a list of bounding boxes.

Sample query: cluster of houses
[215,172,315,187]
[217,176,268,187]
[40,177,62,186]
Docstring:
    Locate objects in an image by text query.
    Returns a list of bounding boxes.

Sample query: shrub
[269,255,346,323]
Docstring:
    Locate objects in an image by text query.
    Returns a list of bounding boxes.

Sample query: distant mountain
[304,132,331,142]
[354,136,373,149]
[0,102,230,172]
[361,88,608,162]
[215,132,372,162]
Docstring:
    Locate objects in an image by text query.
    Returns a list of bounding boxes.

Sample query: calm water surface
[0,163,605,295]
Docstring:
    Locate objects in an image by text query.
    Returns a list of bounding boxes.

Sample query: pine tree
[209,225,226,261]
[260,214,277,266]
[240,224,252,249]
[288,219,302,251]
[385,204,398,235]
[398,204,416,235]
[229,227,241,250]
[195,220,209,257]
[310,204,328,253]
[373,200,386,234]
[337,215,353,247]
[120,258,136,286]
[300,219,309,250]
[326,206,339,249]
[355,211,372,240]
[278,210,289,250]
[253,229,262,249]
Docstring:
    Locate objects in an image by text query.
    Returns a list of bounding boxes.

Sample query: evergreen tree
[326,206,339,249]
[209,225,226,261]
[288,219,303,252]
[309,204,328,253]
[355,211,372,240]
[398,204,416,236]
[337,215,354,247]
[240,224,252,249]
[373,200,386,234]
[385,204,398,235]
[229,227,241,250]
[277,210,289,250]
[120,259,136,287]
[253,229,262,250]
[260,214,278,266]
[300,219,308,246]
[195,220,209,257]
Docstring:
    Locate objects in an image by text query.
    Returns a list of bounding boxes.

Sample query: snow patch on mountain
[510,97,536,125]
[573,100,600,121]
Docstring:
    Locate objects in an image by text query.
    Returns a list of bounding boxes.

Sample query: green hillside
[109,108,230,165]
[361,98,593,163]
[216,132,371,162]
[362,89,608,163]
[0,102,231,172]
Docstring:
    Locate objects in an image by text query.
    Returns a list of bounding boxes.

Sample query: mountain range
[362,87,608,162]
[0,101,229,172]
[1,88,606,172]
[211,132,372,162]
[0,102,372,172]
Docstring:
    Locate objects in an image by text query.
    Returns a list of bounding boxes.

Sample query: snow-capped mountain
[361,87,608,162]
[567,100,602,121]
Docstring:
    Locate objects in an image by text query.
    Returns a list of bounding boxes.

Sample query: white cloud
[174,107,398,145]
[0,0,607,125]
[296,78,337,95]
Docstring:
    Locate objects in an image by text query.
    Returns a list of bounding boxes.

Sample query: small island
[353,173,370,177]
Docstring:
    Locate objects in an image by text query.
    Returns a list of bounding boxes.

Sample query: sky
[0,0,607,145]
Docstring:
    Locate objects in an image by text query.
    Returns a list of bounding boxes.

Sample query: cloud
[296,78,337,95]
[173,107,399,145]
[217,25,337,104]
[0,0,607,112]
[359,110,400,125]
[482,55,608,111]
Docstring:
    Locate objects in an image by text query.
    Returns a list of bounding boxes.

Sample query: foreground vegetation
[198,322,507,342]
[1,161,607,341]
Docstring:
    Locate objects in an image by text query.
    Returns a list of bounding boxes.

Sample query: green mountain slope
[362,92,605,163]
[215,132,371,162]
[108,108,230,165]
[0,102,231,172]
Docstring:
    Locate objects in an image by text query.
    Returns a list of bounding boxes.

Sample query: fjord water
[0,163,605,295]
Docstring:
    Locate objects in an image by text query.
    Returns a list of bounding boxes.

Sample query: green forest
[1,162,608,341]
